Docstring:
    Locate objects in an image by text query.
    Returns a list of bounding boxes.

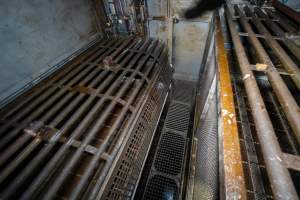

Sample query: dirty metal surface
[226,3,300,199]
[216,16,247,200]
[0,37,172,199]
[139,79,196,200]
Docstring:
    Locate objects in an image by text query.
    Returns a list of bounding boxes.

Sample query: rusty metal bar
[0,37,171,200]
[0,69,114,183]
[216,15,247,199]
[232,78,268,198]
[249,64,292,76]
[240,6,300,91]
[0,38,125,168]
[266,91,300,155]
[253,7,300,65]
[40,40,159,200]
[272,0,300,24]
[226,7,298,199]
[0,38,122,151]
[235,5,300,146]
[1,37,140,199]
[92,45,169,200]
[0,38,133,198]
[283,153,300,171]
[238,32,283,40]
[264,8,299,34]
[253,8,288,36]
[251,7,300,59]
[233,15,280,21]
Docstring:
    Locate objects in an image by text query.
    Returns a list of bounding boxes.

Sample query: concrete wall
[0,0,99,103]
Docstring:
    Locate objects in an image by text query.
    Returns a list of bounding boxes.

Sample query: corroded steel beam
[216,15,247,200]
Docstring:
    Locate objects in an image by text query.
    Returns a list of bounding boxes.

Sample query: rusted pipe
[241,6,300,91]
[264,9,299,34]
[0,38,138,198]
[0,69,113,181]
[40,41,152,199]
[13,39,149,199]
[254,7,300,62]
[0,36,169,200]
[0,38,107,119]
[226,7,298,199]
[235,5,300,148]
[272,0,300,24]
[0,39,118,150]
[38,40,157,199]
[87,44,166,200]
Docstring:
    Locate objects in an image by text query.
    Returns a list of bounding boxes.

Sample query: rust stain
[216,16,247,199]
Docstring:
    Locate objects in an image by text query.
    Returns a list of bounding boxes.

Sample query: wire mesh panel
[144,175,178,200]
[154,132,186,175]
[165,103,191,133]
[140,80,196,200]
[0,37,172,200]
[192,95,218,200]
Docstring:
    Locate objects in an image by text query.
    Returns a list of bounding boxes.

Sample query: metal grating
[154,132,186,175]
[173,80,196,103]
[102,72,172,199]
[144,175,178,200]
[140,80,196,199]
[0,37,172,199]
[192,93,218,200]
[226,3,300,198]
[165,103,191,133]
[233,77,271,199]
